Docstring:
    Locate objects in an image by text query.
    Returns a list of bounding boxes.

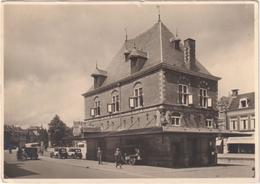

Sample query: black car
[17,147,38,160]
[58,148,68,159]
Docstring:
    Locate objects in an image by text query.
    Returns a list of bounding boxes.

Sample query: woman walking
[114,148,123,169]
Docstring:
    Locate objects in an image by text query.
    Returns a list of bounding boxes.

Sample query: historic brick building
[80,18,235,167]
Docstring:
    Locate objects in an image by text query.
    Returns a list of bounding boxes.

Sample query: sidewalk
[39,155,254,178]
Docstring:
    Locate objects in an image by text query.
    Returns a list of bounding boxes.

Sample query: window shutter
[129,97,135,108]
[90,108,95,116]
[188,94,193,105]
[207,98,212,107]
[139,95,143,106]
[107,104,113,113]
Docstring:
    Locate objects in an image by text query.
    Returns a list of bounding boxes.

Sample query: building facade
[81,19,223,167]
[217,90,255,154]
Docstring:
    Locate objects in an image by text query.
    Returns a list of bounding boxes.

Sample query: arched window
[130,82,143,108]
[94,96,101,116]
[111,90,120,113]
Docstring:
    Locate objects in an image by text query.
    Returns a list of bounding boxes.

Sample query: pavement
[3,150,256,179]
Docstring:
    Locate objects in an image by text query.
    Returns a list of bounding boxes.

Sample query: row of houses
[72,17,254,168]
[217,90,255,154]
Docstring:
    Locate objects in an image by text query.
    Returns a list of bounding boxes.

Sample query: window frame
[230,118,238,130]
[250,115,255,130]
[178,84,189,105]
[133,87,143,108]
[93,97,101,117]
[239,98,248,109]
[199,88,208,108]
[240,117,249,130]
[206,119,213,128]
[171,114,181,126]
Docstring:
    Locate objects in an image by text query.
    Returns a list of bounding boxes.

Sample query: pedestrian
[97,147,102,165]
[114,148,123,169]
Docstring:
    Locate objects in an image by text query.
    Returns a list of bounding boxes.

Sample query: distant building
[217,90,255,154]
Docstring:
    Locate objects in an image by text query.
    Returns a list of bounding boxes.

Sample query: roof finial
[176,28,178,38]
[133,41,136,49]
[125,27,128,42]
[156,5,161,22]
[96,61,98,69]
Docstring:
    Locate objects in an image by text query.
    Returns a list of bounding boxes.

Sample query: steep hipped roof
[91,67,107,77]
[86,21,218,93]
[227,92,255,112]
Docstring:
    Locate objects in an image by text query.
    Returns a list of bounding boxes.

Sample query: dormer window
[239,98,248,108]
[91,65,107,89]
[129,46,147,74]
[124,49,130,62]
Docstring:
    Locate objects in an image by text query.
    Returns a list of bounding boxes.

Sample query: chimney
[231,89,239,97]
[184,38,196,69]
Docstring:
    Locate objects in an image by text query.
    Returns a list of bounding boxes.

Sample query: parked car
[123,146,142,165]
[17,147,38,160]
[67,148,82,159]
[58,147,68,159]
[67,148,75,159]
[73,149,82,159]
[50,147,59,158]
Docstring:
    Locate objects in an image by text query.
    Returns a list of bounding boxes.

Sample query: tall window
[111,90,120,113]
[240,117,249,130]
[134,87,143,108]
[206,119,213,128]
[95,100,101,116]
[178,84,188,105]
[230,118,238,130]
[199,88,208,108]
[250,115,255,130]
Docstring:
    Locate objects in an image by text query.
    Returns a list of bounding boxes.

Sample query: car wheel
[129,158,136,165]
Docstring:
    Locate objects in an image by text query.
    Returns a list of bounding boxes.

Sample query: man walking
[114,148,123,169]
[97,147,102,165]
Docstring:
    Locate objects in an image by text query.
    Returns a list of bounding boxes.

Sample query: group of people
[96,147,127,169]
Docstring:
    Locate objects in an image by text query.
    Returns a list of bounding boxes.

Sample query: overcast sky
[4,3,256,128]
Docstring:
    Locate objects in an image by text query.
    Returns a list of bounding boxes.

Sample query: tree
[48,115,66,147]
[39,128,49,149]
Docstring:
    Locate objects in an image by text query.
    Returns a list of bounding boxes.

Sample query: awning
[226,136,255,144]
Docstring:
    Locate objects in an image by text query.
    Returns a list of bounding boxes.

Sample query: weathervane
[125,27,128,42]
[156,5,161,22]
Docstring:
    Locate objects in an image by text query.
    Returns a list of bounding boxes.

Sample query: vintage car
[58,147,68,159]
[50,147,59,158]
[17,147,38,160]
[67,148,82,159]
[123,146,142,165]
[73,149,82,159]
